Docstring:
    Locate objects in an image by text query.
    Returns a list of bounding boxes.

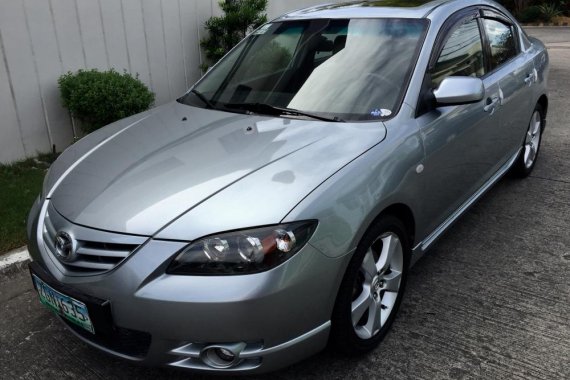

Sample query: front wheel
[512,104,545,178]
[330,216,410,355]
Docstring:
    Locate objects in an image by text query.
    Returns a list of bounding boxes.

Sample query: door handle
[484,96,500,113]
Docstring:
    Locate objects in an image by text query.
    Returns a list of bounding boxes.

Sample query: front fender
[283,107,424,259]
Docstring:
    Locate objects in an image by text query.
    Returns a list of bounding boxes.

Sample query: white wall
[0,0,340,164]
[267,0,335,18]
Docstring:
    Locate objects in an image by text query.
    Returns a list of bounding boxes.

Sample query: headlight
[166,221,317,275]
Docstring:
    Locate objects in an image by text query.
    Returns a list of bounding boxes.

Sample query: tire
[330,215,410,355]
[512,103,545,178]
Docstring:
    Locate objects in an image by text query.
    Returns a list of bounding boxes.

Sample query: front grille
[63,319,152,358]
[42,203,147,275]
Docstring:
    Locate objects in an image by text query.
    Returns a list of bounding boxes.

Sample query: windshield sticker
[370,109,392,118]
[253,24,271,35]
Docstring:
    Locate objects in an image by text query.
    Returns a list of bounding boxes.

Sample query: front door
[416,13,504,235]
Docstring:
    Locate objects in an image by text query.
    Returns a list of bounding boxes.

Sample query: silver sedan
[27,0,549,374]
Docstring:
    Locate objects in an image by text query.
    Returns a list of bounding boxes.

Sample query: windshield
[179,18,428,121]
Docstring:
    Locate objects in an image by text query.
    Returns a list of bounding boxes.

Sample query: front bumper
[27,198,351,374]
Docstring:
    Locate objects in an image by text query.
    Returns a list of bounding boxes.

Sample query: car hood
[48,102,386,237]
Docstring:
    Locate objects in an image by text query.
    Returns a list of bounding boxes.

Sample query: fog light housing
[200,343,246,369]
[216,348,235,362]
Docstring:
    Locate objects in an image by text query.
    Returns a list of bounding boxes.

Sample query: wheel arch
[372,203,416,249]
[329,202,415,353]
[537,94,548,118]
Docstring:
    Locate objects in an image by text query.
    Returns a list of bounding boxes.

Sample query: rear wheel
[512,104,544,177]
[330,216,410,355]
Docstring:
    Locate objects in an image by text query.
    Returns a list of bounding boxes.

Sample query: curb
[0,247,30,276]
[523,24,570,27]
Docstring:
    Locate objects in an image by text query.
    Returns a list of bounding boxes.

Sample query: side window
[432,18,485,87]
[483,19,517,70]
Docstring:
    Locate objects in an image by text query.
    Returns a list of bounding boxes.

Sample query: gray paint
[26,0,549,374]
[5,25,568,380]
[45,102,386,237]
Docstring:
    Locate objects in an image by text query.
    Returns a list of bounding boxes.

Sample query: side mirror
[433,77,484,106]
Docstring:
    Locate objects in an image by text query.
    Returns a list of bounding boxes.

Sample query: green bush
[519,5,543,22]
[59,69,155,133]
[500,0,570,18]
[538,3,563,21]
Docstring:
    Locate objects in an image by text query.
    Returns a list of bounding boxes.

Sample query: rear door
[480,10,535,162]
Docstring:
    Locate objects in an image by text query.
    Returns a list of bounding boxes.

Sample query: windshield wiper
[190,89,216,109]
[224,102,344,122]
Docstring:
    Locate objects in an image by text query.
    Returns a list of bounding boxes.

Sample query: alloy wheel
[524,110,542,169]
[351,232,404,340]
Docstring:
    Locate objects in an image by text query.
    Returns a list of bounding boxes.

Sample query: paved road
[1,29,569,380]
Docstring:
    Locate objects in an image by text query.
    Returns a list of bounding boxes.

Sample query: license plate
[32,275,95,334]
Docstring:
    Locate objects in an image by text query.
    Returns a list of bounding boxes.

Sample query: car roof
[275,0,457,21]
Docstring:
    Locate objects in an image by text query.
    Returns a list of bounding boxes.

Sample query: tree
[200,0,268,71]
[513,0,531,14]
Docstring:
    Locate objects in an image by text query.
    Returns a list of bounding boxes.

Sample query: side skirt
[410,149,521,266]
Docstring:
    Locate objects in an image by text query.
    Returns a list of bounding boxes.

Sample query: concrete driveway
[1,28,569,380]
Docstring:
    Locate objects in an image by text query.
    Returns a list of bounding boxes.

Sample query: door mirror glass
[433,77,484,105]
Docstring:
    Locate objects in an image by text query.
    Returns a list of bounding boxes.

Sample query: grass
[0,153,58,253]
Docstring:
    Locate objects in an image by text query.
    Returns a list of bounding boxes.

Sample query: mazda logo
[54,231,77,262]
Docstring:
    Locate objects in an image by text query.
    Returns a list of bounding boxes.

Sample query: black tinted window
[184,18,428,121]
[432,19,485,86]
[483,19,517,69]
